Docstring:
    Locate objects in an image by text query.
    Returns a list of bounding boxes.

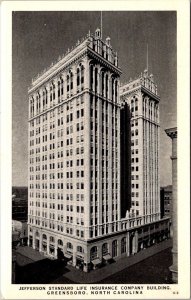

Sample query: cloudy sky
[12,11,176,187]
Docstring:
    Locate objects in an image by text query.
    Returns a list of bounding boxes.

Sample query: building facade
[160,185,172,218]
[120,70,160,223]
[12,186,28,222]
[28,29,169,272]
[165,127,177,283]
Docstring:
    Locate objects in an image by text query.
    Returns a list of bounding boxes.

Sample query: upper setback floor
[28,29,122,120]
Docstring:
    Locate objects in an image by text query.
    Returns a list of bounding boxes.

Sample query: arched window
[36,94,39,113]
[30,98,33,117]
[35,231,39,237]
[115,80,118,102]
[58,239,63,246]
[90,246,98,260]
[135,98,138,112]
[43,90,45,108]
[101,72,104,96]
[50,85,53,105]
[52,83,55,100]
[38,92,41,111]
[77,246,84,253]
[90,64,94,90]
[45,88,48,105]
[81,65,84,84]
[102,243,108,256]
[58,81,60,98]
[112,240,118,257]
[121,237,126,254]
[77,68,80,86]
[70,72,73,90]
[42,234,47,240]
[67,74,70,92]
[105,74,108,98]
[95,67,98,93]
[61,77,64,95]
[111,77,115,101]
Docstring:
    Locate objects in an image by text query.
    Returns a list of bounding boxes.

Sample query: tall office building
[28,29,169,272]
[120,70,160,223]
[28,29,123,271]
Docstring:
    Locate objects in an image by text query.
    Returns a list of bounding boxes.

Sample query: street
[13,239,172,284]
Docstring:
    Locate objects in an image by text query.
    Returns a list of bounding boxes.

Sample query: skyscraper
[28,28,123,271]
[28,28,169,272]
[120,70,160,223]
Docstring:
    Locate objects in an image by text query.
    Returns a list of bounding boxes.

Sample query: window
[121,237,126,254]
[90,246,98,260]
[77,246,84,253]
[112,240,118,257]
[102,243,108,256]
[67,242,73,250]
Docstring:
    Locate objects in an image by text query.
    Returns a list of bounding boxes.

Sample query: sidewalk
[62,239,172,283]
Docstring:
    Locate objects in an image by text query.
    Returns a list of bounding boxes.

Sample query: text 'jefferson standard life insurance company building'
[28,28,170,272]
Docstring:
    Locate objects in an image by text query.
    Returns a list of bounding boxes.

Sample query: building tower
[120,70,160,223]
[28,28,121,271]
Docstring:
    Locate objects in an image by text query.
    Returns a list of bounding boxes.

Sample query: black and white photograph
[0,1,190,299]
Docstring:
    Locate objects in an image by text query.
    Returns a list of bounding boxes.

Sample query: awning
[103,254,112,261]
[64,253,72,259]
[91,258,101,265]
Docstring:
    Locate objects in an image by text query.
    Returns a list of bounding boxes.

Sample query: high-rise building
[28,29,169,272]
[120,70,160,223]
[28,29,123,271]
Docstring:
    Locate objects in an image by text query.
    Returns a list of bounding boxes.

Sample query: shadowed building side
[120,102,131,217]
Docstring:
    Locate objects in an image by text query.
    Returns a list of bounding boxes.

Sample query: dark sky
[12,11,177,187]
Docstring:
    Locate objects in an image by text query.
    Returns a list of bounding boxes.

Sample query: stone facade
[120,70,160,222]
[165,127,177,283]
[28,28,170,272]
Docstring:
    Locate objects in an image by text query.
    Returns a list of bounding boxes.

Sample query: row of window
[30,158,84,168]
[29,218,85,237]
[30,182,85,190]
[30,68,84,117]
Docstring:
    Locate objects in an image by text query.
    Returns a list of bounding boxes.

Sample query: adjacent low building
[160,185,172,219]
[12,186,28,222]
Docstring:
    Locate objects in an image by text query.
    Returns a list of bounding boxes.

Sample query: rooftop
[120,69,159,98]
[29,28,119,92]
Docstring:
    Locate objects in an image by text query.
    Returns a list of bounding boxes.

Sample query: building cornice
[28,46,89,94]
[141,86,160,102]
[28,43,121,95]
[87,47,122,76]
[120,81,160,102]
